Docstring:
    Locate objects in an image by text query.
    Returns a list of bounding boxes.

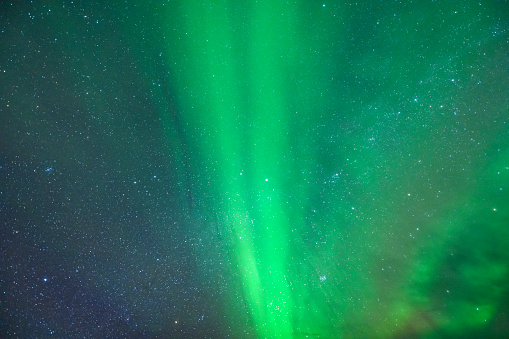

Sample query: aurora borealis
[1,1,509,337]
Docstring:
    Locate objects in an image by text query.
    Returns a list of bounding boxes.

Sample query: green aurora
[1,1,509,338]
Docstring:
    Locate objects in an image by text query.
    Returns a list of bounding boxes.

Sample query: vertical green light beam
[162,1,304,337]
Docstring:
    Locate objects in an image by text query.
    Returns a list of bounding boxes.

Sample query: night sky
[1,1,509,338]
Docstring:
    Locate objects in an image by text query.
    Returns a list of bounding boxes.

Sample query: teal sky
[1,1,508,338]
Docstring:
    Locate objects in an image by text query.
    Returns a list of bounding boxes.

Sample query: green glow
[161,2,335,336]
[173,3,298,336]
[154,1,508,337]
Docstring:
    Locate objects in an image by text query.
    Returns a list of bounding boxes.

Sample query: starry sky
[1,1,509,338]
